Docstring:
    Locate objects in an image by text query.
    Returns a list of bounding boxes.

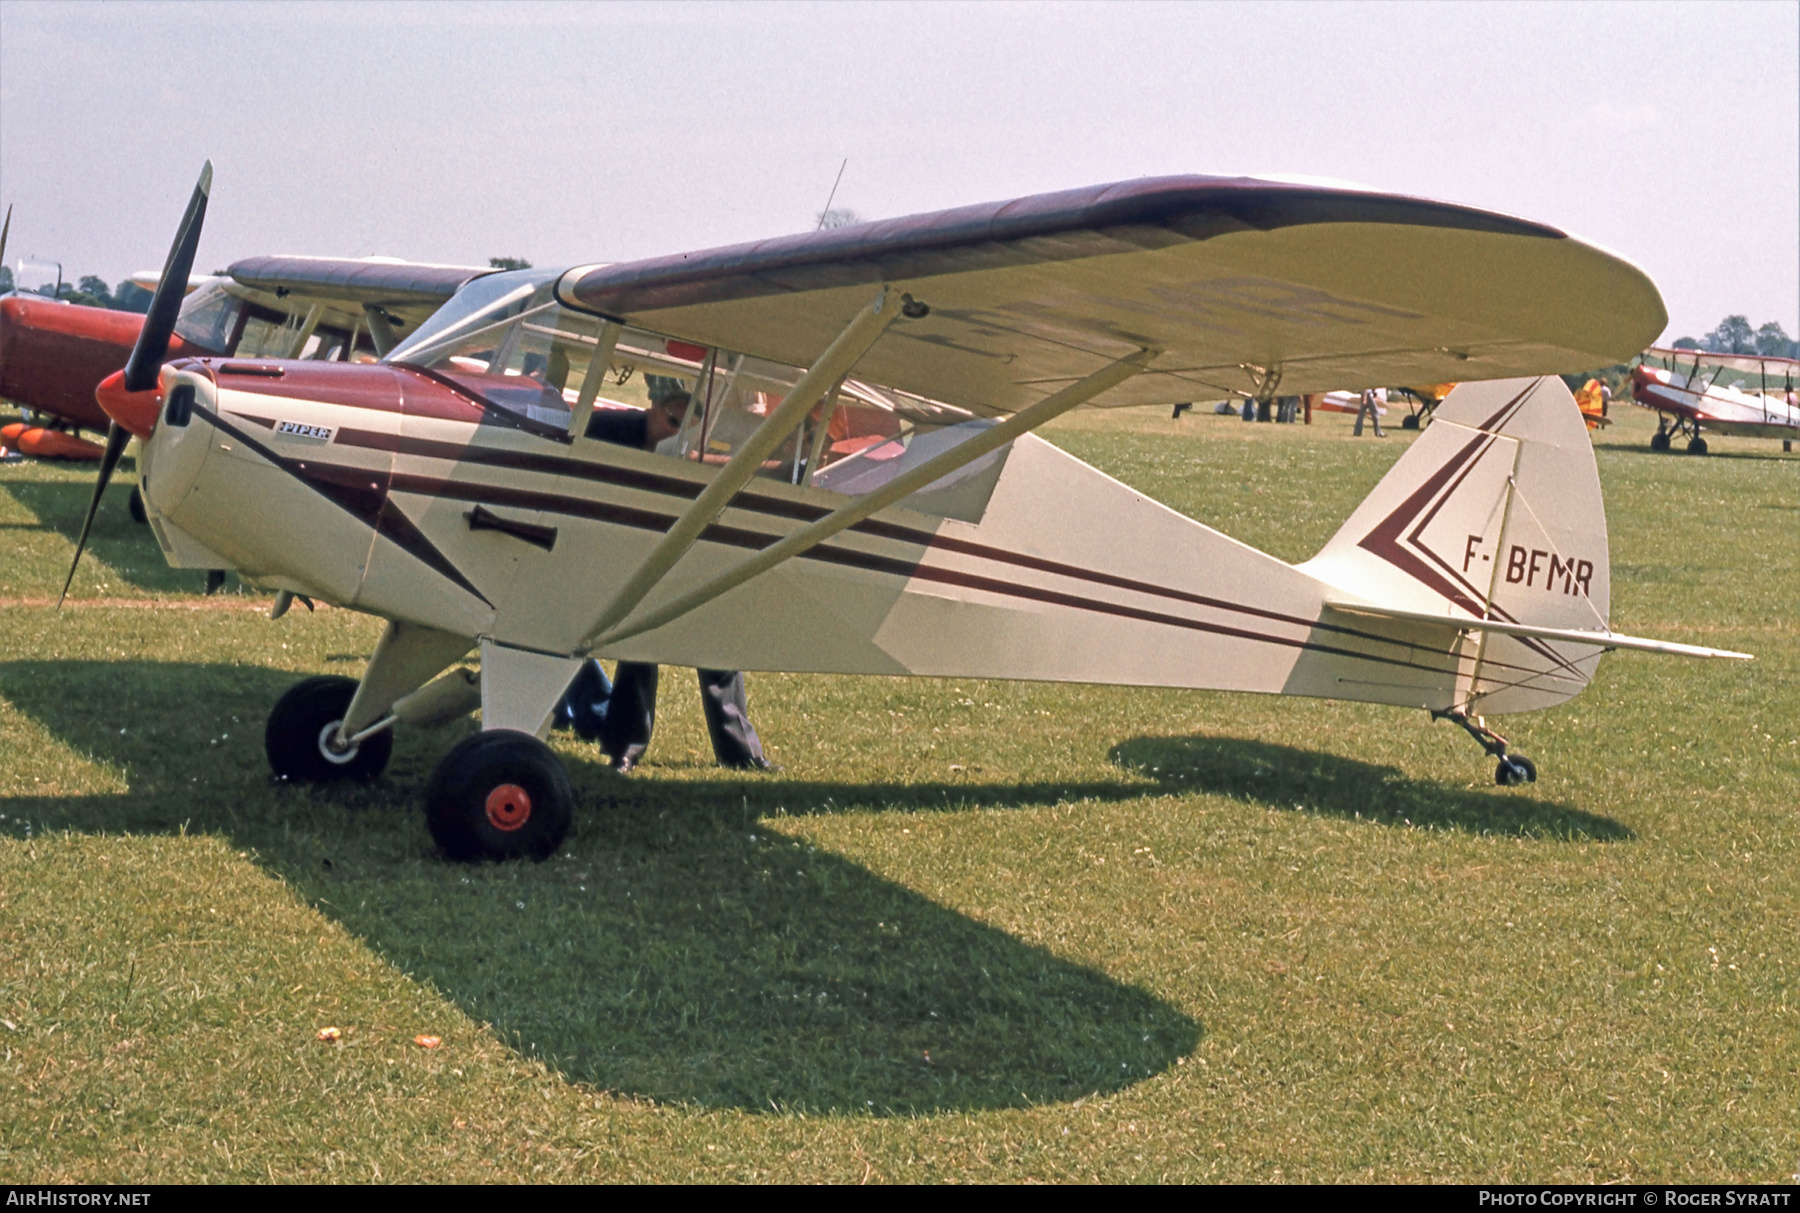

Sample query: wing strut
[567,319,623,439]
[592,347,1158,648]
[581,285,903,645]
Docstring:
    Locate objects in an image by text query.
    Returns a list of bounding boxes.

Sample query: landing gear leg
[1432,709,1537,786]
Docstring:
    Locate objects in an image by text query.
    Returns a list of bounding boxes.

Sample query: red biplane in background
[1631,346,1800,454]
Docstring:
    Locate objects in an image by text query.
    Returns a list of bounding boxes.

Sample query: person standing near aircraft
[559,389,772,773]
[1353,386,1387,437]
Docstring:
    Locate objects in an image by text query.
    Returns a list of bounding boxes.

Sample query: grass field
[1,402,1795,1182]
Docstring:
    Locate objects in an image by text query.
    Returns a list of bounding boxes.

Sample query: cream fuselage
[138,358,1597,724]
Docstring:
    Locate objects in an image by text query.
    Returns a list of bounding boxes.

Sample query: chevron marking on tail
[1354,382,1535,618]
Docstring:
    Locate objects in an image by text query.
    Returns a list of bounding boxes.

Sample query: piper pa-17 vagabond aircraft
[68,163,1751,862]
[1631,346,1800,454]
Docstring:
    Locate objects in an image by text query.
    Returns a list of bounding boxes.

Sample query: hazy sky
[2,0,1794,341]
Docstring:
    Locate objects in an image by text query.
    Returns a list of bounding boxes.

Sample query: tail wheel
[425,729,572,862]
[1495,755,1538,787]
[266,675,393,783]
[128,485,148,525]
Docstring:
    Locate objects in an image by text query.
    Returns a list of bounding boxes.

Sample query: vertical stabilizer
[1298,377,1612,714]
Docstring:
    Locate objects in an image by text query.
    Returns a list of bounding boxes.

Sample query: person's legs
[600,662,658,771]
[552,659,613,741]
[697,670,768,769]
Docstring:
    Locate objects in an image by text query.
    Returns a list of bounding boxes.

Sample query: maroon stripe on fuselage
[218,397,1553,684]
[213,362,410,412]
[197,404,492,606]
[381,470,1499,683]
[328,423,1426,649]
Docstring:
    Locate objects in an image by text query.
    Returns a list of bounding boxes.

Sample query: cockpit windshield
[386,267,584,427]
[385,268,1009,519]
[171,279,241,353]
[385,267,561,365]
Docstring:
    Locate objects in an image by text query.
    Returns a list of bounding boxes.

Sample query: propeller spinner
[59,161,212,607]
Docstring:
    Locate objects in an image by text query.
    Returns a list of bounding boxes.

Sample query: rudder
[1299,377,1612,714]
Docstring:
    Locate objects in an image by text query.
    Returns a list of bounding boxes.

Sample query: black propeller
[59,161,212,607]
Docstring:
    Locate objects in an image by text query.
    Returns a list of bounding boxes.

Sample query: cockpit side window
[389,275,1004,515]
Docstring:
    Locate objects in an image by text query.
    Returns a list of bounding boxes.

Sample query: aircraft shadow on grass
[0,473,210,596]
[1110,735,1633,841]
[0,658,1199,1115]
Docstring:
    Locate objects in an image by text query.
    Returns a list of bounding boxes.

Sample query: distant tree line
[0,265,153,312]
[1671,315,1798,359]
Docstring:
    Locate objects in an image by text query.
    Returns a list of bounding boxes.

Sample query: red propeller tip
[95,369,161,439]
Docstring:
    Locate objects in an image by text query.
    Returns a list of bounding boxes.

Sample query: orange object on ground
[0,422,28,446]
[16,427,105,460]
[1574,378,1610,430]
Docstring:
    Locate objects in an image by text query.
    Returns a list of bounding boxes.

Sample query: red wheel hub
[484,783,532,831]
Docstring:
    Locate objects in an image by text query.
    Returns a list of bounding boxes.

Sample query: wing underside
[560,175,1668,413]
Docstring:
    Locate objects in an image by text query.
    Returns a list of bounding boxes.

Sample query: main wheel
[1650,430,1671,452]
[127,485,147,525]
[1686,436,1708,455]
[425,730,572,862]
[265,675,392,783]
[1494,755,1538,786]
[1401,413,1420,430]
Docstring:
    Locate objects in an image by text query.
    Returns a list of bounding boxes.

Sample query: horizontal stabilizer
[1324,597,1752,661]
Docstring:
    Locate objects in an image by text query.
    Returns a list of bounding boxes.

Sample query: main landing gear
[265,675,394,782]
[262,630,578,863]
[424,730,573,862]
[1651,416,1706,455]
[1432,709,1537,787]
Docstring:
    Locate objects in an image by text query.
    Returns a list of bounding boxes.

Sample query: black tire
[265,675,392,783]
[1650,430,1671,452]
[425,730,572,862]
[1495,755,1537,787]
[127,485,147,525]
[1401,413,1420,430]
[1686,437,1708,455]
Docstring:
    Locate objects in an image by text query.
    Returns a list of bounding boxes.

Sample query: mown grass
[0,405,1795,1182]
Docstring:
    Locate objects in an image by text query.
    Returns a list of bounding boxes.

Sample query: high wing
[557,174,1667,413]
[226,254,497,348]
